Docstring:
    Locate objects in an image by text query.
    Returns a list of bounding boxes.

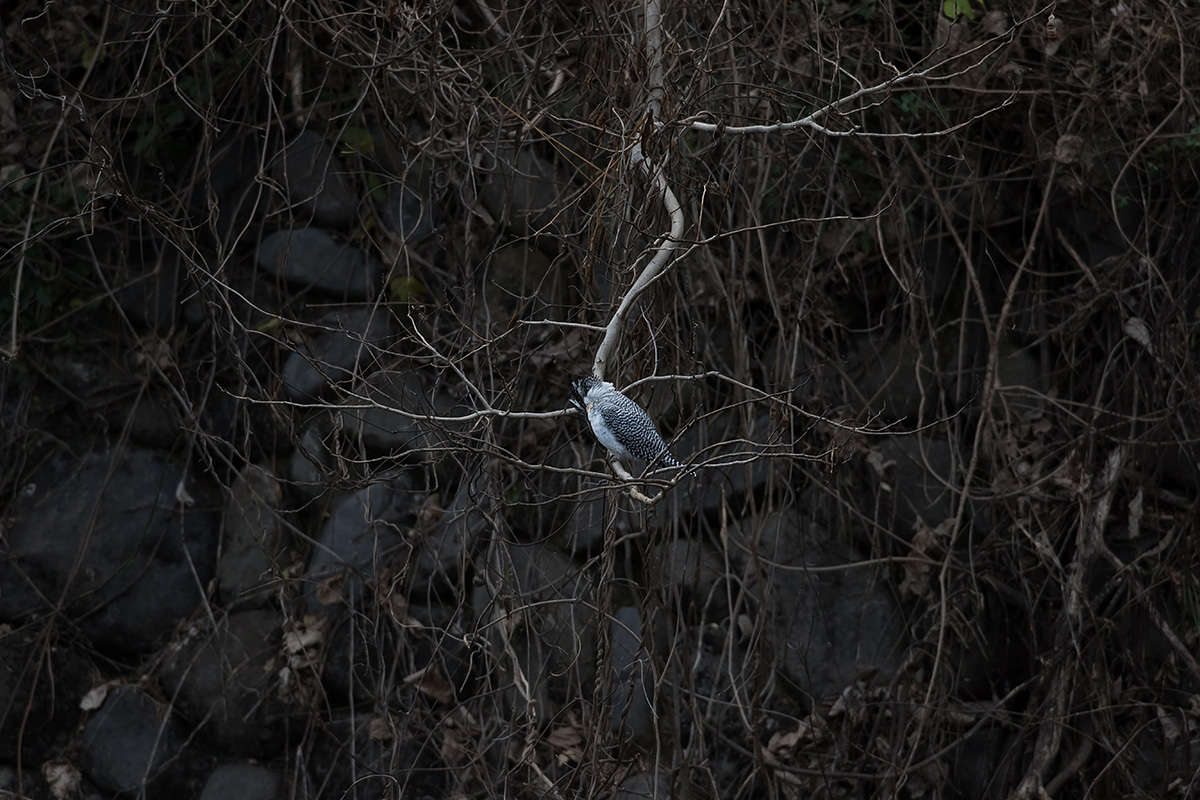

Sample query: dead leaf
[42,761,80,800]
[1054,135,1085,164]
[547,721,584,765]
[1157,706,1181,743]
[284,615,326,654]
[174,481,195,508]
[546,724,583,749]
[79,682,113,711]
[900,518,950,600]
[368,716,393,742]
[441,722,468,765]
[403,665,455,704]
[315,573,345,606]
[767,723,810,755]
[864,445,895,477]
[386,592,423,627]
[1124,317,1152,353]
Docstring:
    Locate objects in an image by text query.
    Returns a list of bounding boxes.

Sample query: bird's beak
[568,382,584,413]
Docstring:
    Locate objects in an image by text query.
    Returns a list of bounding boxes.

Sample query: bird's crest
[569,375,599,412]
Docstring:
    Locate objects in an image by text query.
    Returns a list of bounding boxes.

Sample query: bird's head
[569,375,601,413]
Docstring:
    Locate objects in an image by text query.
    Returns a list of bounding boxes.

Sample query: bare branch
[590,141,686,383]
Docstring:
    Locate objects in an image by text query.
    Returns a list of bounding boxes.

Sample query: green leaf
[339,126,374,156]
[942,0,975,20]
[366,173,388,205]
[388,276,426,303]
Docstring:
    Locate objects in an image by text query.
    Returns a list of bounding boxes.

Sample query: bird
[570,376,682,470]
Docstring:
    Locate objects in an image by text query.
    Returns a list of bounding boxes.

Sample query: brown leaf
[547,722,585,765]
[315,573,345,606]
[899,518,949,601]
[403,665,455,704]
[368,716,393,742]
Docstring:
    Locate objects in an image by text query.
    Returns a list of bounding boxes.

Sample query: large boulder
[0,446,218,653]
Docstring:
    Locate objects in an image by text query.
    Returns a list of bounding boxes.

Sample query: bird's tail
[650,451,683,470]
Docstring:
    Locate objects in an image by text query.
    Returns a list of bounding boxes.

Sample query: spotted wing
[596,393,678,465]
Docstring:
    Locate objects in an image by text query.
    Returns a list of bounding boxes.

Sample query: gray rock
[658,535,728,621]
[668,413,775,518]
[218,464,288,606]
[413,466,492,593]
[366,121,432,178]
[482,242,561,323]
[472,540,596,714]
[114,257,181,332]
[289,425,332,502]
[305,480,418,612]
[307,712,446,798]
[617,772,673,800]
[163,609,289,757]
[320,607,388,703]
[477,144,570,243]
[1050,191,1140,273]
[0,447,218,653]
[50,349,124,399]
[951,591,1031,700]
[558,487,608,554]
[380,183,436,242]
[611,606,652,738]
[918,231,962,306]
[513,467,628,557]
[199,764,282,800]
[1130,718,1200,796]
[0,629,93,763]
[79,687,185,795]
[861,433,959,540]
[853,337,942,423]
[203,133,267,245]
[339,369,444,456]
[661,625,763,790]
[256,228,381,299]
[732,509,906,701]
[856,333,1043,425]
[281,308,390,400]
[992,341,1045,421]
[124,390,183,449]
[945,726,1020,799]
[365,124,439,240]
[271,130,358,228]
[321,599,470,706]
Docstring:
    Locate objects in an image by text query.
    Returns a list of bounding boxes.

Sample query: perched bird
[570,376,681,469]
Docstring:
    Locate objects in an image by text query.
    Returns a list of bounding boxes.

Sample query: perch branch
[590,0,685,382]
[590,139,685,382]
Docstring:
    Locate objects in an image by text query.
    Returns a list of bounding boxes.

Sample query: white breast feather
[587,402,631,459]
